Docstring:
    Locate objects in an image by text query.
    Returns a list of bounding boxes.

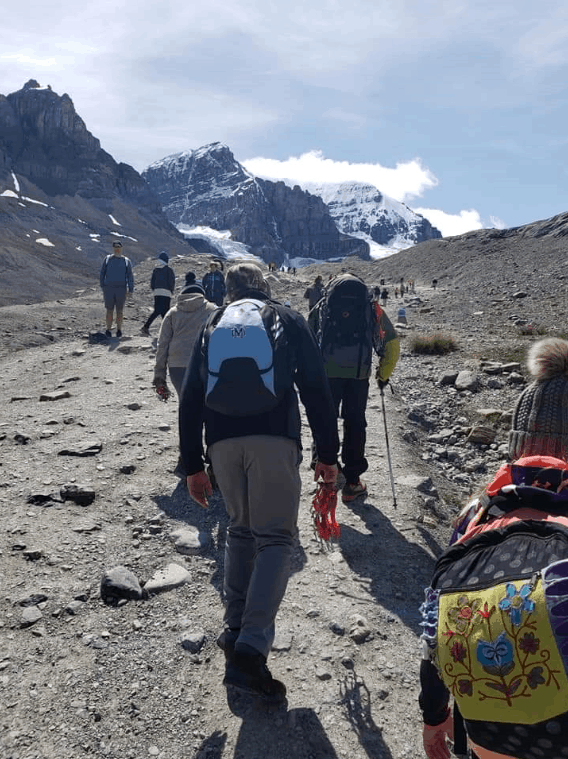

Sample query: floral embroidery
[498,583,535,627]
[519,632,540,655]
[447,595,482,636]
[527,666,545,690]
[450,641,467,663]
[477,632,515,676]
[476,601,495,619]
[457,679,473,696]
[438,581,562,712]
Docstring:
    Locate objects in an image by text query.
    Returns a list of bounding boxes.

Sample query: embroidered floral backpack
[421,456,568,757]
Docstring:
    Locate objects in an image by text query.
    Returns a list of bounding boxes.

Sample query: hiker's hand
[187,471,213,508]
[422,712,454,759]
[154,382,170,402]
[377,378,389,390]
[314,462,338,486]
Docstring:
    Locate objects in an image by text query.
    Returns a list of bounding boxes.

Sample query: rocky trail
[0,259,535,759]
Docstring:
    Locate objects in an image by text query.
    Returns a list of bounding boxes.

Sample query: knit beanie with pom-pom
[509,338,568,461]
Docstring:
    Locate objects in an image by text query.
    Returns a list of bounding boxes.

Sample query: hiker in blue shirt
[99,241,134,338]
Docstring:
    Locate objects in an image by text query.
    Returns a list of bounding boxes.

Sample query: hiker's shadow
[226,691,339,759]
[340,670,394,759]
[153,480,229,595]
[339,499,436,634]
[153,480,307,598]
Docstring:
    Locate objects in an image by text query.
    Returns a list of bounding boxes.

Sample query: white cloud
[243,150,438,203]
[413,208,483,238]
[1,54,57,67]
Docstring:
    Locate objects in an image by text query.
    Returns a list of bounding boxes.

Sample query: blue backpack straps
[203,298,290,416]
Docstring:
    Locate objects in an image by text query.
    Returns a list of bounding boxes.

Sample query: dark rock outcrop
[0,80,163,221]
[0,81,195,305]
[143,142,369,264]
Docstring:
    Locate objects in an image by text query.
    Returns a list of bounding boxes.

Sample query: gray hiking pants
[208,435,301,658]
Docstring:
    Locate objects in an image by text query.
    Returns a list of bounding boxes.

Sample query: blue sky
[3,0,568,236]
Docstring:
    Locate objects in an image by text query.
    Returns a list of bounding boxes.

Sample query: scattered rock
[58,442,103,457]
[143,563,191,595]
[39,390,71,402]
[100,566,143,604]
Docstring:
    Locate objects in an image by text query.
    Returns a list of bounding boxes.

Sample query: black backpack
[317,274,376,379]
[202,298,294,417]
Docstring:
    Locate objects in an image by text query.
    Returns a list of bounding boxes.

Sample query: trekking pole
[380,385,397,509]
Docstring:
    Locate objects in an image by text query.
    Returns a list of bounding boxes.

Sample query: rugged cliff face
[143,143,369,264]
[0,80,165,221]
[0,81,194,305]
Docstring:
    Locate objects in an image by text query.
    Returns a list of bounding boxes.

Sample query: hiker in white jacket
[153,274,217,397]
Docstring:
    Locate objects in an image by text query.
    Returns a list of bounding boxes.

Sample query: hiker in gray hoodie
[153,273,217,397]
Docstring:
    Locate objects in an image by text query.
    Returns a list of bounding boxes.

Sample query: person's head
[509,338,568,461]
[225,263,269,302]
[181,282,205,296]
[112,241,123,255]
[185,271,196,285]
[209,262,218,272]
[315,276,323,285]
[158,250,169,264]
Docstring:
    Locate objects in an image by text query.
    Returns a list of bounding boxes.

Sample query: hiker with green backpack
[312,273,400,503]
[419,338,568,759]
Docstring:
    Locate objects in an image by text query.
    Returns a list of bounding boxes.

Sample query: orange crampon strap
[312,482,340,542]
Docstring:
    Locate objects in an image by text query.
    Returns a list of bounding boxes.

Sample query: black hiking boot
[223,647,286,703]
[216,628,240,661]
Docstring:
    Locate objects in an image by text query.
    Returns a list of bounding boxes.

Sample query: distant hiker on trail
[202,262,226,306]
[394,287,399,298]
[432,278,438,289]
[141,251,175,336]
[312,273,400,504]
[179,262,339,703]
[304,275,325,310]
[380,287,389,306]
[419,337,568,759]
[99,240,134,338]
[304,275,325,332]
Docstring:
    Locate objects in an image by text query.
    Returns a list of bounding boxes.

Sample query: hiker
[419,337,568,759]
[141,251,175,336]
[304,275,326,332]
[179,262,339,703]
[380,288,389,306]
[432,278,438,289]
[202,262,226,306]
[153,272,217,399]
[153,273,217,477]
[304,275,325,310]
[312,273,400,503]
[99,240,134,338]
[394,287,399,299]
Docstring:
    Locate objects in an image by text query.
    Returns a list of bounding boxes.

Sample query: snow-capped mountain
[143,143,369,265]
[300,182,442,258]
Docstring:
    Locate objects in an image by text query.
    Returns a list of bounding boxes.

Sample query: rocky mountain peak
[143,144,369,265]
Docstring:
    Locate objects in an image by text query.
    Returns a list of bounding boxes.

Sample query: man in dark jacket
[179,263,339,703]
[141,251,176,335]
[202,261,226,306]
